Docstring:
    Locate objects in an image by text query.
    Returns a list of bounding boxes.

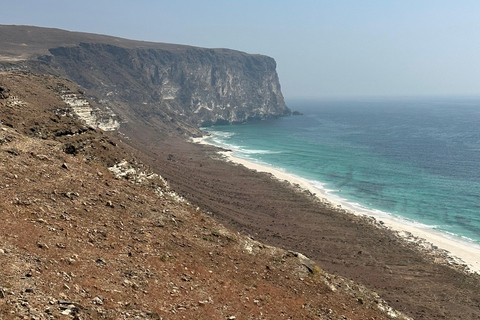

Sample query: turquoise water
[203,97,480,245]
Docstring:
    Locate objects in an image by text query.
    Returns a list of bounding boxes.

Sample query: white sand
[192,137,480,274]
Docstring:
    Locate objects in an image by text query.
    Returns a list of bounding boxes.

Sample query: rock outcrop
[0,25,290,133]
[56,83,120,132]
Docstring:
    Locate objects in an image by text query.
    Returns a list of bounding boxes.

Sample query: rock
[148,313,161,320]
[95,258,107,265]
[92,296,103,305]
[292,111,304,115]
[63,144,77,155]
[61,309,72,315]
[0,86,9,99]
[35,154,50,161]
[61,162,69,169]
[60,91,120,131]
[37,242,49,249]
[106,200,114,208]
[0,249,4,254]
[63,191,79,200]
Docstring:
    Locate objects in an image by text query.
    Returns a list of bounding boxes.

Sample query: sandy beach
[194,136,480,274]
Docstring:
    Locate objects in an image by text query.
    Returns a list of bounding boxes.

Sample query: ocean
[202,97,480,245]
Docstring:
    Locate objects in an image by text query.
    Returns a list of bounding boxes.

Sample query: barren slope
[0,72,409,319]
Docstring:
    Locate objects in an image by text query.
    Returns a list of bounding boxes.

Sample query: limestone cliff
[0,25,290,133]
[46,44,290,126]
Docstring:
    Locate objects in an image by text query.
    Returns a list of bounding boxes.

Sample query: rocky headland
[0,25,290,132]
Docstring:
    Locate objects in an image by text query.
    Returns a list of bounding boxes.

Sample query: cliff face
[0,26,290,132]
[46,43,290,127]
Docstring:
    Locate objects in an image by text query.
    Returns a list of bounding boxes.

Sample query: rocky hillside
[0,71,411,319]
[0,25,290,132]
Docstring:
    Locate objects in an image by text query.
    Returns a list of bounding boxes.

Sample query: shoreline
[193,136,480,274]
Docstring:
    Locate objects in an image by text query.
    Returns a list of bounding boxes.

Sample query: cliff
[0,25,290,133]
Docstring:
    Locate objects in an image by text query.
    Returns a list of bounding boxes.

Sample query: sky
[2,0,480,98]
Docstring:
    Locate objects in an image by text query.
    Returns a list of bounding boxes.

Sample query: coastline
[193,136,480,274]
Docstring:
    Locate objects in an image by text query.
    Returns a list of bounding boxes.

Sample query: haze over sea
[203,97,480,246]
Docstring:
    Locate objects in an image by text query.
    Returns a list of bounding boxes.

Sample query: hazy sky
[2,1,479,98]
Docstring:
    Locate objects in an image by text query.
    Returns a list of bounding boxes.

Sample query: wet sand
[120,125,480,320]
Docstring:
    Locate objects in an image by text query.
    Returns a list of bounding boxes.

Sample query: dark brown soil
[123,127,480,320]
